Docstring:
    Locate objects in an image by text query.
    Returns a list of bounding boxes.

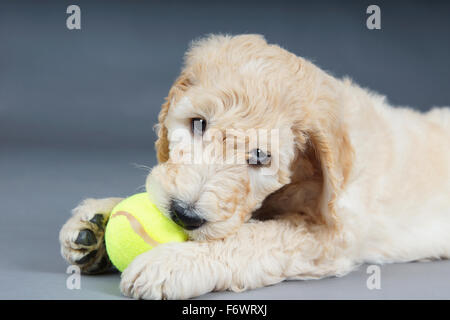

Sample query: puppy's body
[333,80,450,264]
[59,34,450,299]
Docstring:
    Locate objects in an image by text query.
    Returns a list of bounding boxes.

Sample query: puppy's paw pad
[89,214,105,230]
[74,229,97,246]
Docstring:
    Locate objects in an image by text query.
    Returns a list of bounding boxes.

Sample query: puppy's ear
[155,73,191,163]
[311,120,353,230]
[294,115,354,230]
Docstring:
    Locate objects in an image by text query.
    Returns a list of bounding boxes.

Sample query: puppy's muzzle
[169,200,205,230]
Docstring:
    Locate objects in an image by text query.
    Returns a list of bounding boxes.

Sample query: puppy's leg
[59,197,123,274]
[120,217,355,299]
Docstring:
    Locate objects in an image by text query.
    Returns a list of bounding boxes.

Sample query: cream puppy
[59,34,450,299]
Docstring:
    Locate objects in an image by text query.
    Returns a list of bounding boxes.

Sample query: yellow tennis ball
[105,193,187,272]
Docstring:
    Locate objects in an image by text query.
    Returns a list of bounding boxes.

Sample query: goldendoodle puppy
[60,34,450,299]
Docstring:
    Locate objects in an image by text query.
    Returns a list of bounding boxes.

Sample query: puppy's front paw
[59,198,121,274]
[120,242,227,299]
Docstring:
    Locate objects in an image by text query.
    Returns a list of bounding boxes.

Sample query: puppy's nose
[169,200,205,230]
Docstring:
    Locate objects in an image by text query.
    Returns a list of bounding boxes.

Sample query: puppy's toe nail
[89,214,105,230]
[75,249,98,265]
[75,229,97,246]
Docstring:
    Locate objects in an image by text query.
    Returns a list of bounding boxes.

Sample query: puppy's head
[147,34,353,240]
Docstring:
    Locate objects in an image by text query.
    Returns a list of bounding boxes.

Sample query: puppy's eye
[247,148,271,166]
[191,118,207,136]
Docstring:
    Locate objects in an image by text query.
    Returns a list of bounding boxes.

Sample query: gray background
[0,0,449,299]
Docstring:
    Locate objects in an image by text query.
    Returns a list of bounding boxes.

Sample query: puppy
[60,34,450,299]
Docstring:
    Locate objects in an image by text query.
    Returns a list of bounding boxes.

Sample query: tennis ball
[105,193,187,272]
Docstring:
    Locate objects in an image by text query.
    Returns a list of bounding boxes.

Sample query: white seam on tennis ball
[111,211,160,247]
